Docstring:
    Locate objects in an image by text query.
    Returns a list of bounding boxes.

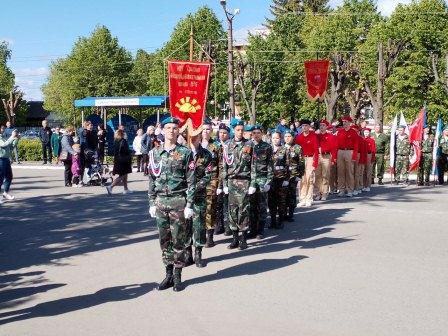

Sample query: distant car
[22,130,39,140]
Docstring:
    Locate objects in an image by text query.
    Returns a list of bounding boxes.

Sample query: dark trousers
[136,155,143,172]
[0,158,13,193]
[437,153,448,184]
[64,160,73,186]
[142,154,149,174]
[42,143,52,163]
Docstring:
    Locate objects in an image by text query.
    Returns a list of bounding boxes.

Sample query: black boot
[276,216,285,230]
[256,224,265,240]
[214,222,224,235]
[194,247,206,268]
[157,264,174,291]
[205,230,215,248]
[239,231,248,250]
[227,231,239,249]
[173,268,184,292]
[268,215,276,229]
[287,206,294,222]
[224,227,232,236]
[185,246,194,267]
[378,178,383,185]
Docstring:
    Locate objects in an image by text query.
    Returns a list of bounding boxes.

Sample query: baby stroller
[85,150,114,186]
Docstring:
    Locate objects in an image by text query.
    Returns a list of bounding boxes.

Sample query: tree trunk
[1,89,22,125]
[324,54,346,121]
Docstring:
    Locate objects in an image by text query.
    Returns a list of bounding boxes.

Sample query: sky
[0,0,417,101]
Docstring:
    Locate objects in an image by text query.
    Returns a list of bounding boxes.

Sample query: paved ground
[1,167,447,336]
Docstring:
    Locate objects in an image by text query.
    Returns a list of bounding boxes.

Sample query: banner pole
[189,25,194,62]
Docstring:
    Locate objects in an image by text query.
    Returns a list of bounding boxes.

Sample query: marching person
[284,130,304,221]
[249,125,273,239]
[355,127,367,195]
[243,124,254,141]
[148,117,196,292]
[222,120,256,250]
[0,127,19,204]
[372,124,389,185]
[394,125,412,185]
[336,116,359,197]
[216,124,231,236]
[295,119,318,207]
[363,128,376,192]
[417,125,434,186]
[436,126,448,185]
[39,119,53,165]
[201,120,221,247]
[315,120,337,201]
[268,131,289,229]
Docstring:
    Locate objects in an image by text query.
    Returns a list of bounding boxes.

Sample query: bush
[17,139,42,161]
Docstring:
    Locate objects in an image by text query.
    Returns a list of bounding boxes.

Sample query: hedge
[17,139,42,161]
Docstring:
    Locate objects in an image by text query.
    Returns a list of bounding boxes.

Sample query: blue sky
[0,0,416,101]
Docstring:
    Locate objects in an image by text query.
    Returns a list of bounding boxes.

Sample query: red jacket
[336,127,359,161]
[317,132,338,164]
[295,131,319,168]
[364,136,376,162]
[358,137,368,164]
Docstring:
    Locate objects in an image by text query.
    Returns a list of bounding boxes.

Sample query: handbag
[59,150,69,161]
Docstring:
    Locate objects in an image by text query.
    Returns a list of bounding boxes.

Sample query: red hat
[319,119,330,127]
[362,127,372,132]
[341,116,353,123]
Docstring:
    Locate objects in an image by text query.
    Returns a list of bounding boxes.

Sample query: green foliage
[17,139,42,161]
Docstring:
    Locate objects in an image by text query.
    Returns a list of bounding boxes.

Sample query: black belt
[368,152,372,154]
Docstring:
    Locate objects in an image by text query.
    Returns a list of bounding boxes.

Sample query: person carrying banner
[394,125,412,185]
[223,120,256,250]
[284,130,304,221]
[148,117,196,292]
[336,116,359,197]
[216,124,231,236]
[372,124,389,185]
[249,125,273,239]
[363,128,376,192]
[417,126,434,186]
[315,120,337,201]
[437,126,448,185]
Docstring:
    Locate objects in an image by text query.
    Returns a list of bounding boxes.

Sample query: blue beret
[244,125,254,132]
[253,124,263,131]
[230,118,240,127]
[284,130,295,135]
[161,116,180,127]
[234,120,245,127]
[219,123,230,132]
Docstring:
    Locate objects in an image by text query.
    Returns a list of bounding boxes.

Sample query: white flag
[399,112,409,135]
[389,114,398,169]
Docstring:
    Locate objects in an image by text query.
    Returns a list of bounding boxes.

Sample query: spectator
[0,126,19,203]
[60,126,76,187]
[276,118,289,135]
[132,128,144,172]
[141,126,156,176]
[97,124,107,164]
[51,127,62,164]
[4,121,20,164]
[39,119,53,164]
[106,129,132,195]
[154,122,162,136]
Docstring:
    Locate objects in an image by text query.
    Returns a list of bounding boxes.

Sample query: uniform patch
[189,161,196,170]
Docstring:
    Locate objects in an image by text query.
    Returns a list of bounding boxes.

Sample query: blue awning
[74,96,168,108]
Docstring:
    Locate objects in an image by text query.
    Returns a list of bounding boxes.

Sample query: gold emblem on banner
[175,97,201,113]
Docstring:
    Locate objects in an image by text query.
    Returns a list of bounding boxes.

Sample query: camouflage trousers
[374,153,386,180]
[154,195,190,268]
[205,179,219,230]
[395,155,410,182]
[417,153,433,184]
[249,187,268,234]
[287,177,299,212]
[217,192,229,232]
[187,196,207,248]
[268,178,288,220]
[228,179,250,232]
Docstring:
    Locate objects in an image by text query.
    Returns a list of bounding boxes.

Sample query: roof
[74,96,168,108]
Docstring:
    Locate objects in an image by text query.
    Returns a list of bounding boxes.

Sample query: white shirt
[133,135,143,155]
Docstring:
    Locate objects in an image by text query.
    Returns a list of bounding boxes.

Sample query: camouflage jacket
[439,136,448,155]
[395,135,411,156]
[193,146,213,198]
[373,132,389,154]
[148,144,196,207]
[252,140,273,188]
[203,139,220,180]
[421,135,434,154]
[271,145,289,180]
[285,143,305,178]
[223,138,256,188]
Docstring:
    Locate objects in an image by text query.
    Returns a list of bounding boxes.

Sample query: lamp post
[220,0,239,119]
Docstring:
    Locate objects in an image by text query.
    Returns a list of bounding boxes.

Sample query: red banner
[408,108,425,171]
[304,60,330,101]
[168,61,211,135]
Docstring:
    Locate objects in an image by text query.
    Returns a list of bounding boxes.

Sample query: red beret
[319,119,330,127]
[341,116,353,123]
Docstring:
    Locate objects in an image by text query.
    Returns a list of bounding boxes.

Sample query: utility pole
[220,0,240,119]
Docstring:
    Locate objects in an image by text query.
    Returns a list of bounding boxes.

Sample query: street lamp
[220,0,240,119]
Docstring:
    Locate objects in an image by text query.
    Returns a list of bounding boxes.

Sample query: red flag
[304,60,330,101]
[168,61,211,135]
[408,109,425,171]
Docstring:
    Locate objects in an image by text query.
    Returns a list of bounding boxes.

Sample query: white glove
[295,177,301,182]
[223,187,229,194]
[248,186,256,195]
[282,181,289,187]
[149,206,157,218]
[263,184,271,192]
[216,188,223,195]
[184,207,194,219]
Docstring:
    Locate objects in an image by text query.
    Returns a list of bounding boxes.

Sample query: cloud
[329,0,414,15]
[233,25,269,44]
[13,67,49,77]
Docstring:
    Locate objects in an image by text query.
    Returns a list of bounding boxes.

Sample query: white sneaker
[123,189,133,195]
[346,192,353,197]
[305,201,313,207]
[72,184,78,188]
[0,198,4,204]
[338,191,345,197]
[363,187,370,192]
[321,195,328,201]
[3,192,15,200]
[106,186,112,195]
[297,201,307,207]
[353,190,359,196]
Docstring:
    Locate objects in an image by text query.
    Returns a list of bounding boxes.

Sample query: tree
[267,0,329,26]
[1,86,23,125]
[0,41,16,123]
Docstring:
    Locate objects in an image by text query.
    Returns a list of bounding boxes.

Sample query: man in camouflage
[249,125,273,239]
[394,125,412,185]
[201,121,220,247]
[437,127,448,185]
[216,124,231,236]
[148,117,196,292]
[417,126,434,186]
[284,130,304,221]
[372,124,389,185]
[222,120,256,250]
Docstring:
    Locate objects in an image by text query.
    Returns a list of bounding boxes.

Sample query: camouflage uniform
[394,135,411,183]
[284,143,305,219]
[203,140,220,231]
[417,135,434,185]
[373,132,389,182]
[437,135,448,184]
[148,144,196,268]
[250,140,273,236]
[223,138,256,232]
[268,145,289,228]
